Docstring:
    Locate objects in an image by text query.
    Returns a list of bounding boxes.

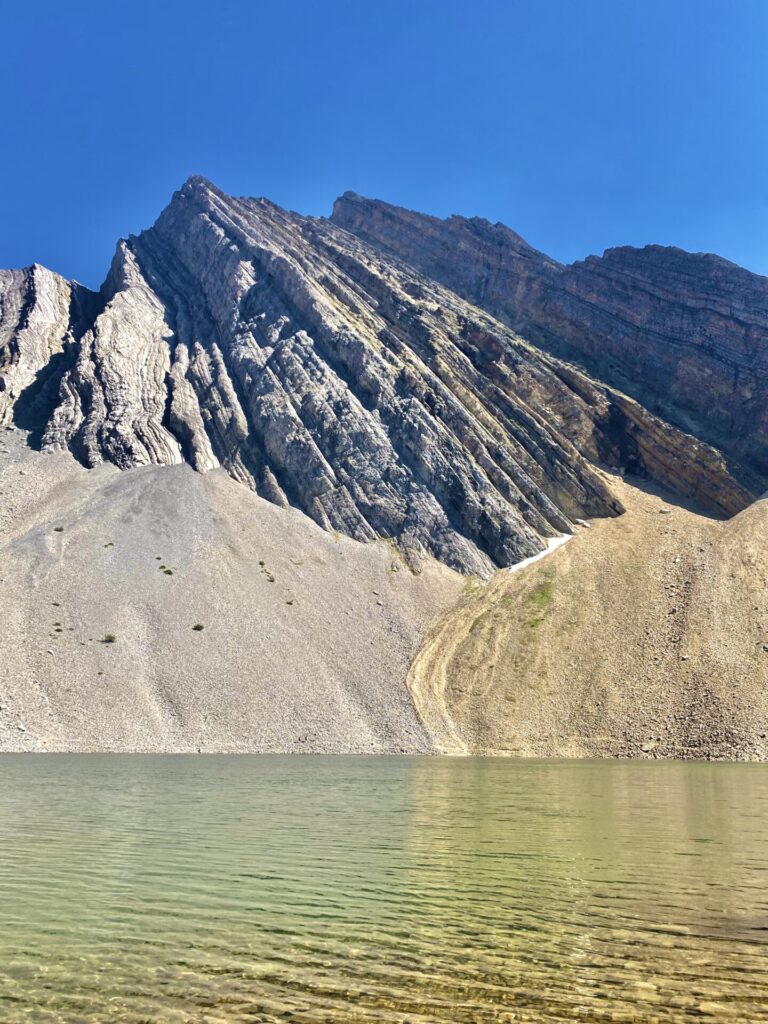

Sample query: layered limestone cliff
[0,266,98,432]
[332,193,768,491]
[0,178,752,578]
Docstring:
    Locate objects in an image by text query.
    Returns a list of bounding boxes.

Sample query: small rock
[697,1003,728,1017]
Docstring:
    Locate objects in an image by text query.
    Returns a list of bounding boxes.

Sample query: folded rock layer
[0,178,756,575]
[332,192,768,492]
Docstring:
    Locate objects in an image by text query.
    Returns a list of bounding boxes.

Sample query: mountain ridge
[0,177,755,577]
[331,191,768,493]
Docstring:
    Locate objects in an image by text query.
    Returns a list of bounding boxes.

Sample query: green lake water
[0,756,767,1023]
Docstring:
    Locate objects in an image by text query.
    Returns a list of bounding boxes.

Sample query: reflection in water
[0,756,766,1022]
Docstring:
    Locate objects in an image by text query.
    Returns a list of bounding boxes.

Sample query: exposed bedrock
[0,178,755,574]
[332,192,768,492]
[0,265,99,438]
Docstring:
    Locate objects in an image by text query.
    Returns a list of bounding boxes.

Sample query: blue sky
[2,0,767,287]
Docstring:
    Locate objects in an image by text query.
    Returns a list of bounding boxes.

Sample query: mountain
[332,192,768,493]
[1,178,766,755]
[0,178,752,578]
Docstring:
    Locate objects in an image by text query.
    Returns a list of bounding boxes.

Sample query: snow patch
[507,532,573,574]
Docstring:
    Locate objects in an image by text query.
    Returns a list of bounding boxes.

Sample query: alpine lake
[1,756,766,1023]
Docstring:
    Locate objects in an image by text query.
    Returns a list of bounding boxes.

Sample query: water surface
[0,756,767,1022]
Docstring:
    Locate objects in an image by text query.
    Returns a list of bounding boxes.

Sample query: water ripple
[0,756,767,1022]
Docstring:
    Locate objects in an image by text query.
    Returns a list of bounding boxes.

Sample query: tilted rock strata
[332,193,768,491]
[0,178,755,575]
[2,178,768,759]
[0,265,97,431]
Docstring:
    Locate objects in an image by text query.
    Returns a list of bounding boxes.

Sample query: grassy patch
[526,580,554,611]
[469,608,494,636]
[525,574,555,628]
[462,576,484,598]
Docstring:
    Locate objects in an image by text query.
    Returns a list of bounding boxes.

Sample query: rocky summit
[1,177,766,755]
[0,177,755,576]
[332,192,768,493]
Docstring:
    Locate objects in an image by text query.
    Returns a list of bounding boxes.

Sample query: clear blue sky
[2,0,767,287]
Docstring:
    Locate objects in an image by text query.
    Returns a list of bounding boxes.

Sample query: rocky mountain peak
[331,195,768,492]
[0,179,758,575]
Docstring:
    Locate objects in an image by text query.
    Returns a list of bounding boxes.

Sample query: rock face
[0,266,98,433]
[0,177,756,577]
[332,193,768,492]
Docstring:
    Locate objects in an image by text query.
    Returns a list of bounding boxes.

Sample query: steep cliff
[0,266,98,435]
[0,178,751,578]
[332,193,768,492]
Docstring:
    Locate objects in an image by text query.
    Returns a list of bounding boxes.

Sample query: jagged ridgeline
[0,177,757,575]
[332,192,768,494]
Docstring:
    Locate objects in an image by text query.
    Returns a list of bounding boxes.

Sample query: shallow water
[0,757,767,1023]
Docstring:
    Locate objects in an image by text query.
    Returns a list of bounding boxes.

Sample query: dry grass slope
[408,475,768,759]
